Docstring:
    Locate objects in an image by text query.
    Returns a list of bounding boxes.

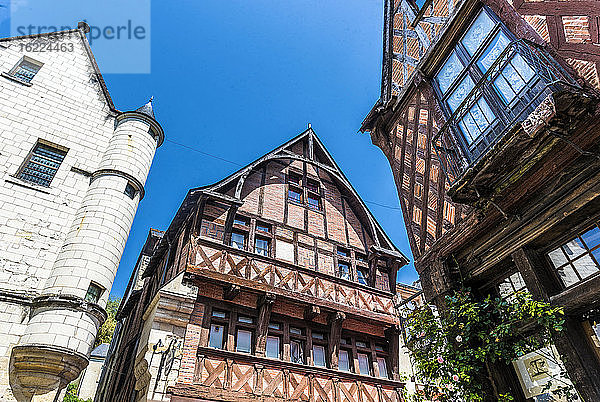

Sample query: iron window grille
[432,7,580,184]
[548,224,600,288]
[17,141,67,187]
[9,57,43,83]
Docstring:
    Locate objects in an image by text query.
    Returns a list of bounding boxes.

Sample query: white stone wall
[77,357,104,401]
[0,31,116,296]
[0,29,160,401]
[0,30,118,400]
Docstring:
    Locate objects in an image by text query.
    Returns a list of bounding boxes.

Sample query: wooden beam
[384,325,401,381]
[327,312,346,370]
[552,318,600,401]
[255,293,276,357]
[304,305,320,321]
[185,269,399,324]
[223,284,241,301]
[511,248,561,302]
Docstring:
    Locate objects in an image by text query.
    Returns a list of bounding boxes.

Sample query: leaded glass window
[434,7,537,149]
[18,141,67,187]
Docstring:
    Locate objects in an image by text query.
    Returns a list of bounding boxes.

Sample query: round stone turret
[11,99,163,401]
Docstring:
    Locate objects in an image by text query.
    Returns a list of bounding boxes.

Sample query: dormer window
[8,56,43,83]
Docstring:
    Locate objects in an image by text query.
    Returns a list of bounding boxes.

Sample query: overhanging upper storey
[365,0,599,205]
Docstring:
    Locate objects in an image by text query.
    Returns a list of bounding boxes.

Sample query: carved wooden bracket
[223,284,241,301]
[304,305,320,321]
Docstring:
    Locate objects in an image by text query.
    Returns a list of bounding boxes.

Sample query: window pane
[18,142,67,187]
[548,247,568,267]
[238,316,254,324]
[212,310,227,318]
[234,216,248,226]
[511,53,535,83]
[266,336,280,359]
[339,350,350,372]
[288,188,302,203]
[312,332,325,340]
[268,322,281,330]
[209,324,225,349]
[356,341,368,348]
[462,10,496,56]
[436,51,463,95]
[358,353,370,375]
[307,195,321,210]
[255,237,269,256]
[477,31,510,72]
[13,60,41,82]
[236,329,252,353]
[313,345,326,367]
[571,254,599,281]
[557,264,580,287]
[256,223,271,233]
[291,340,304,364]
[563,239,586,259]
[494,74,517,103]
[447,76,475,113]
[377,357,388,378]
[231,232,245,249]
[356,269,368,285]
[581,226,600,249]
[338,263,351,280]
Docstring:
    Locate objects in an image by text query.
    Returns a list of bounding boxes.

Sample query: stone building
[361,0,600,399]
[0,23,163,401]
[96,128,411,402]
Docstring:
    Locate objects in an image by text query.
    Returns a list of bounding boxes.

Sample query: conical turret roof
[135,96,155,119]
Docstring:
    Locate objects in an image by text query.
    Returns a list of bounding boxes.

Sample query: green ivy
[62,383,92,402]
[405,289,576,401]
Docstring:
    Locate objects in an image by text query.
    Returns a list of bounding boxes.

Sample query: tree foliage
[62,383,92,402]
[405,289,576,401]
[94,297,121,347]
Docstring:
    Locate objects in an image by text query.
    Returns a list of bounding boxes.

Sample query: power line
[164,137,403,211]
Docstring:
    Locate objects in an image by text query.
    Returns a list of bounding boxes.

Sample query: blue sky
[93,0,417,297]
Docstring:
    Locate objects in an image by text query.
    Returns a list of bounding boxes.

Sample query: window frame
[16,139,68,187]
[201,308,390,377]
[84,282,104,303]
[230,230,247,250]
[432,6,529,159]
[255,236,271,257]
[546,222,600,289]
[7,56,43,84]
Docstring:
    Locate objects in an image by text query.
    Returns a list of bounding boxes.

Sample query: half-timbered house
[361,0,600,399]
[96,128,409,402]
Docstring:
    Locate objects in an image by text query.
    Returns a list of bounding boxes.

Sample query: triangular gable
[191,127,405,256]
[0,22,117,113]
[143,127,409,279]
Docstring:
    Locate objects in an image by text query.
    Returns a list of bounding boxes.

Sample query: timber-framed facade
[362,0,600,400]
[96,128,409,402]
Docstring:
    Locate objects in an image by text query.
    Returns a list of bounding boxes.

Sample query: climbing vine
[404,289,577,401]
